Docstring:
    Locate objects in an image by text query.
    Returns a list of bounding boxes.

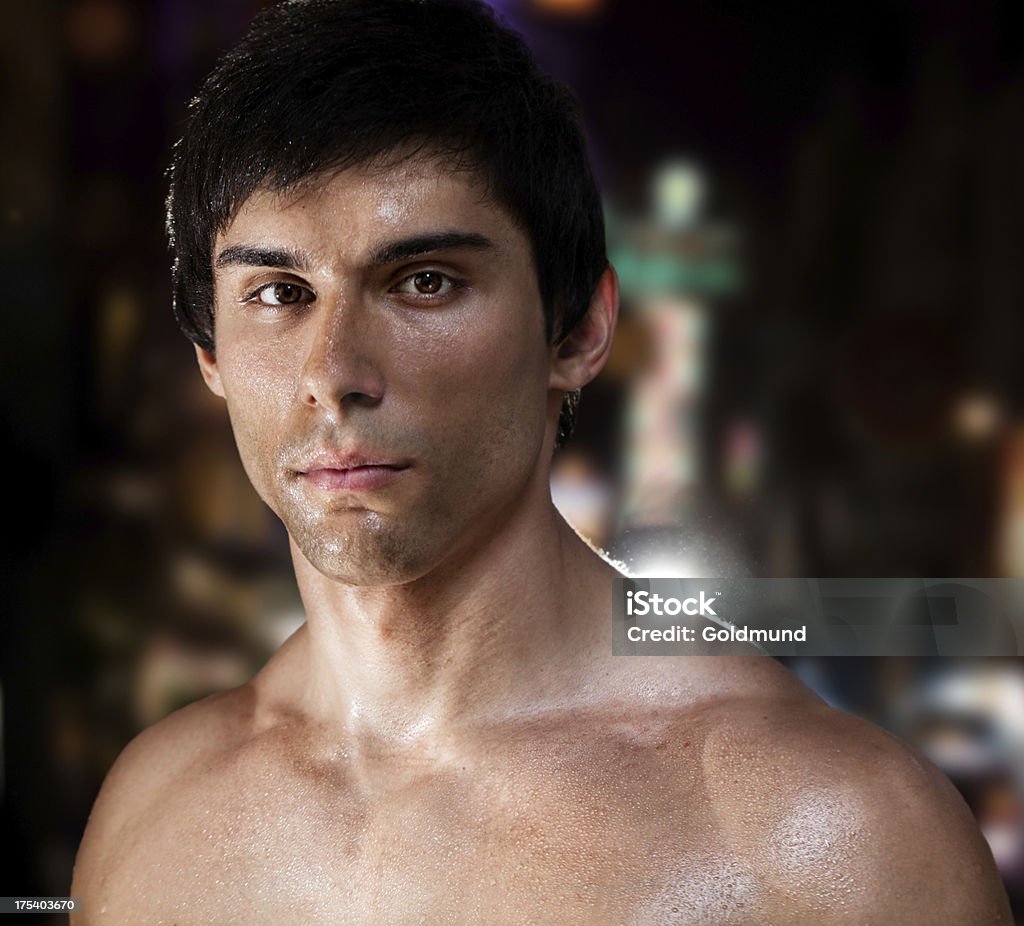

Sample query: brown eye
[413,271,444,294]
[255,282,311,306]
[392,269,458,300]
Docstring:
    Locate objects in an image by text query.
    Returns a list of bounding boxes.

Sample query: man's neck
[281,494,619,758]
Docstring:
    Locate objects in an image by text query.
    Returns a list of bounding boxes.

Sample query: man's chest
[95,739,767,925]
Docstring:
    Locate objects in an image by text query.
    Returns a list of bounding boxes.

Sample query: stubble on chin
[281,494,451,587]
[286,506,417,585]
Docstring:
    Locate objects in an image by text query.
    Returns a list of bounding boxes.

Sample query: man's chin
[288,523,436,588]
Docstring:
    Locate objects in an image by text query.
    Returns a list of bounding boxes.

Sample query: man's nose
[299,293,385,413]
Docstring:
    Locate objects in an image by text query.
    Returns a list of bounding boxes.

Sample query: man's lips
[297,457,409,492]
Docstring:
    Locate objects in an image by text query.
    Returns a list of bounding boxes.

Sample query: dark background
[2,0,1023,919]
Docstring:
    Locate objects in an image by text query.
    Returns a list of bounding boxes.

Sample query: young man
[72,1,1011,922]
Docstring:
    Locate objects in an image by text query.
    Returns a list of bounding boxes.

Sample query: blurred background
[2,0,1023,919]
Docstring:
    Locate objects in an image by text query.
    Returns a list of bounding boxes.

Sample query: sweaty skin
[71,157,1012,925]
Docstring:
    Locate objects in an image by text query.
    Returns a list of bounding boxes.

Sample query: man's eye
[251,282,313,306]
[394,271,457,298]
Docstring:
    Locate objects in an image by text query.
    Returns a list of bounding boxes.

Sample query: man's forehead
[230,153,494,225]
[212,156,526,273]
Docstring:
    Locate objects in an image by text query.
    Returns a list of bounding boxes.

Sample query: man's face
[203,157,556,584]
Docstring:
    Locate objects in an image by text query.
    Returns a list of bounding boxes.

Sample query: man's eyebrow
[214,232,495,273]
[368,231,495,266]
[214,245,311,271]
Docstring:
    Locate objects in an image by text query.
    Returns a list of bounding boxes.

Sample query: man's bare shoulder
[683,687,1012,924]
[70,684,261,915]
[572,650,1009,923]
[91,685,257,807]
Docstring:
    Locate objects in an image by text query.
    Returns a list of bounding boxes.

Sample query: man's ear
[194,343,226,398]
[549,263,619,392]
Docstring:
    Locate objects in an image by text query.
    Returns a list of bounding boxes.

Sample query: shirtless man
[71,0,1012,922]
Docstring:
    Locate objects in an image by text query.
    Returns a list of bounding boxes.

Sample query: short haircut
[167,0,608,443]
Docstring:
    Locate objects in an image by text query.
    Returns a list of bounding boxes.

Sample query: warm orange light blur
[530,0,604,17]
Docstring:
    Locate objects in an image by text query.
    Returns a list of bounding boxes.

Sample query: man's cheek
[223,396,278,496]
